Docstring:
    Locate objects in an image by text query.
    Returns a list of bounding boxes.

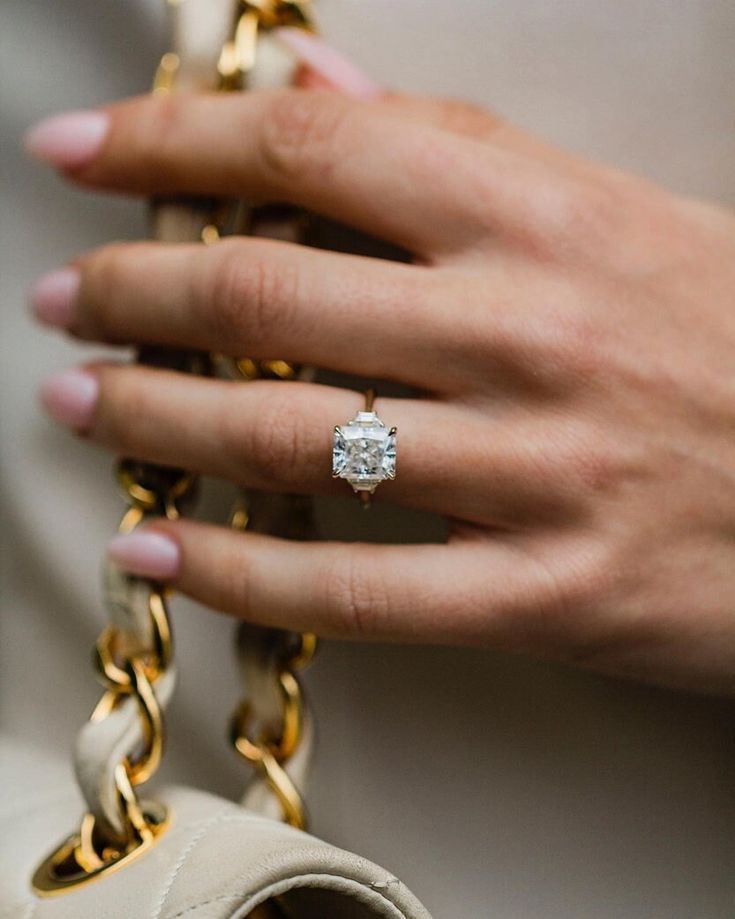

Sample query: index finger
[32,89,543,259]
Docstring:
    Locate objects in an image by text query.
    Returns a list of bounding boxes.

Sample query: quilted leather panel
[1,739,431,919]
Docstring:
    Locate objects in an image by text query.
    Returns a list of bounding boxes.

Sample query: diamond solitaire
[332,391,396,503]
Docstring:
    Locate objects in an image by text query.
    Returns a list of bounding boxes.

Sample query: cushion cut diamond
[333,411,397,493]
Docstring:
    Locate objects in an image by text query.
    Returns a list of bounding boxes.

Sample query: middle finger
[66,237,474,393]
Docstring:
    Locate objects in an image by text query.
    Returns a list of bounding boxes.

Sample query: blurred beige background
[2,1,734,916]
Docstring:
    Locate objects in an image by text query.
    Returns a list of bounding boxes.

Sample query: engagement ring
[332,388,396,507]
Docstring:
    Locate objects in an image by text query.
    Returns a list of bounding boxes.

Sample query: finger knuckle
[220,543,255,617]
[129,94,187,184]
[549,416,647,501]
[557,545,617,616]
[323,549,387,636]
[569,440,627,498]
[520,540,617,640]
[436,99,503,139]
[208,242,299,347]
[260,91,349,183]
[523,303,609,389]
[531,178,625,257]
[414,133,468,196]
[568,442,619,502]
[539,182,589,237]
[80,243,134,339]
[234,387,310,487]
[95,367,141,450]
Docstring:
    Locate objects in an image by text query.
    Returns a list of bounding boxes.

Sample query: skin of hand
[25,38,735,695]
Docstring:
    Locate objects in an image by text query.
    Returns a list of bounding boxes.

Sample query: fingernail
[39,367,99,430]
[30,267,80,328]
[107,530,181,580]
[23,110,110,169]
[276,28,382,99]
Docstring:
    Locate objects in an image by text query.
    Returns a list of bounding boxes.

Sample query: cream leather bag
[3,738,430,918]
[2,3,431,917]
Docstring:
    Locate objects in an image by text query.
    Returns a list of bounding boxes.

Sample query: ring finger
[39,364,577,527]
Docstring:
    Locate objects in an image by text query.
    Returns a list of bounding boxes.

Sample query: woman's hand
[27,43,735,694]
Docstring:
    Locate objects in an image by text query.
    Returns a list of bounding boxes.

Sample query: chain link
[217,0,314,89]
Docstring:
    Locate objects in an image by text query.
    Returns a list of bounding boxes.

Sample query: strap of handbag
[32,0,323,892]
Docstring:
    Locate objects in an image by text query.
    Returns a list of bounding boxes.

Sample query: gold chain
[218,0,314,90]
[33,0,317,894]
[162,0,319,834]
[213,0,319,831]
[230,631,317,827]
[32,370,205,893]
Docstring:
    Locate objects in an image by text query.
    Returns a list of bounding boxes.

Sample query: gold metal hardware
[230,631,316,829]
[32,786,169,895]
[153,51,180,94]
[33,476,180,896]
[33,0,319,894]
[219,0,315,91]
[210,0,320,832]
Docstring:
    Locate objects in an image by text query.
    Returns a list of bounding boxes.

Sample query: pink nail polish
[23,111,110,169]
[107,530,181,580]
[276,28,382,99]
[39,368,99,430]
[30,267,80,328]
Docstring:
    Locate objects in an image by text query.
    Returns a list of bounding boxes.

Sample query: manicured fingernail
[276,28,382,99]
[30,267,80,327]
[107,530,181,580]
[39,367,99,430]
[24,111,109,169]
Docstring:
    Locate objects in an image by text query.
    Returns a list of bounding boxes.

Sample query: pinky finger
[106,518,533,644]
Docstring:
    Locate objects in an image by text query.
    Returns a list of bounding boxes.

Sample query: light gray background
[2,2,734,917]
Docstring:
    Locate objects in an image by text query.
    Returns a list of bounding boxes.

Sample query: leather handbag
[2,737,430,918]
[1,3,431,917]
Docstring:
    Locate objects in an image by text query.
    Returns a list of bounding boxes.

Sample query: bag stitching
[164,894,244,918]
[152,811,281,917]
[153,810,238,919]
